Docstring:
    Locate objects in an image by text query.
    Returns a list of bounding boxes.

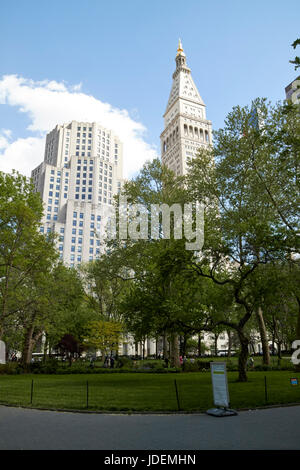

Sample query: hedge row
[0,359,295,375]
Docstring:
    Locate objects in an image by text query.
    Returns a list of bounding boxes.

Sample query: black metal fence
[0,374,299,412]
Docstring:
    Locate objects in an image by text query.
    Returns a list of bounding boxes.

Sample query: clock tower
[161,40,212,175]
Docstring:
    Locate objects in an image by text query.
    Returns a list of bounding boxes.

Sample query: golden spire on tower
[177,38,185,56]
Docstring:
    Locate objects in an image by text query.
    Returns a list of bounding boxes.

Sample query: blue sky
[0,0,299,177]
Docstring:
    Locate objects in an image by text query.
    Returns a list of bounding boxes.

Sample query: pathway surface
[0,405,299,450]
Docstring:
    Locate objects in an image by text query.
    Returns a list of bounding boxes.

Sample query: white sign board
[0,340,6,364]
[210,362,229,408]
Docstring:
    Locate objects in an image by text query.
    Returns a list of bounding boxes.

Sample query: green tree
[186,98,299,381]
[0,171,58,340]
[17,263,88,365]
[106,159,207,367]
[83,320,124,357]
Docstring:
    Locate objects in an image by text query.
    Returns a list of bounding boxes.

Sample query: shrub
[183,362,199,372]
[116,357,133,369]
[30,358,60,374]
[226,361,238,371]
[0,363,21,375]
[139,361,157,370]
[196,360,211,370]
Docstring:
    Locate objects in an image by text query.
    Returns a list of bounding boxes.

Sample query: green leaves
[290,38,300,70]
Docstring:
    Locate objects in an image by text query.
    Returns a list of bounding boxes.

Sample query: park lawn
[0,371,299,412]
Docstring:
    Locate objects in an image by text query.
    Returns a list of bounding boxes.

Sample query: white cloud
[0,137,45,176]
[0,74,157,178]
[0,128,14,150]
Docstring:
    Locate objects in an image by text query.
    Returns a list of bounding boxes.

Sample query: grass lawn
[0,371,300,412]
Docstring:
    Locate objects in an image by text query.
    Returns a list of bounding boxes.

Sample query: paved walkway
[0,405,299,450]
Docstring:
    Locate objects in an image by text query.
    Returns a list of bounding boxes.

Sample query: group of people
[163,355,192,368]
[103,355,115,368]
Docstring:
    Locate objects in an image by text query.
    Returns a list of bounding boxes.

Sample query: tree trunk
[256,307,270,365]
[296,297,300,371]
[163,334,168,359]
[22,329,43,366]
[43,333,49,362]
[276,341,282,366]
[169,333,180,368]
[214,333,219,357]
[296,296,300,339]
[182,334,188,357]
[227,330,232,358]
[22,326,35,366]
[198,334,202,357]
[237,329,249,382]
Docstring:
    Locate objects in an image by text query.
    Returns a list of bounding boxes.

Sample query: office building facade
[31,121,123,266]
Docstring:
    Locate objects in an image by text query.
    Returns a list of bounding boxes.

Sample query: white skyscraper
[31,121,123,266]
[285,76,300,104]
[161,40,212,175]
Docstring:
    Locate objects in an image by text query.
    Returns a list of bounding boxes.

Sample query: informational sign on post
[206,361,237,417]
[210,362,229,408]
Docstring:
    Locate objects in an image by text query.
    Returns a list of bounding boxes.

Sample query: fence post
[30,379,34,405]
[174,379,181,411]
